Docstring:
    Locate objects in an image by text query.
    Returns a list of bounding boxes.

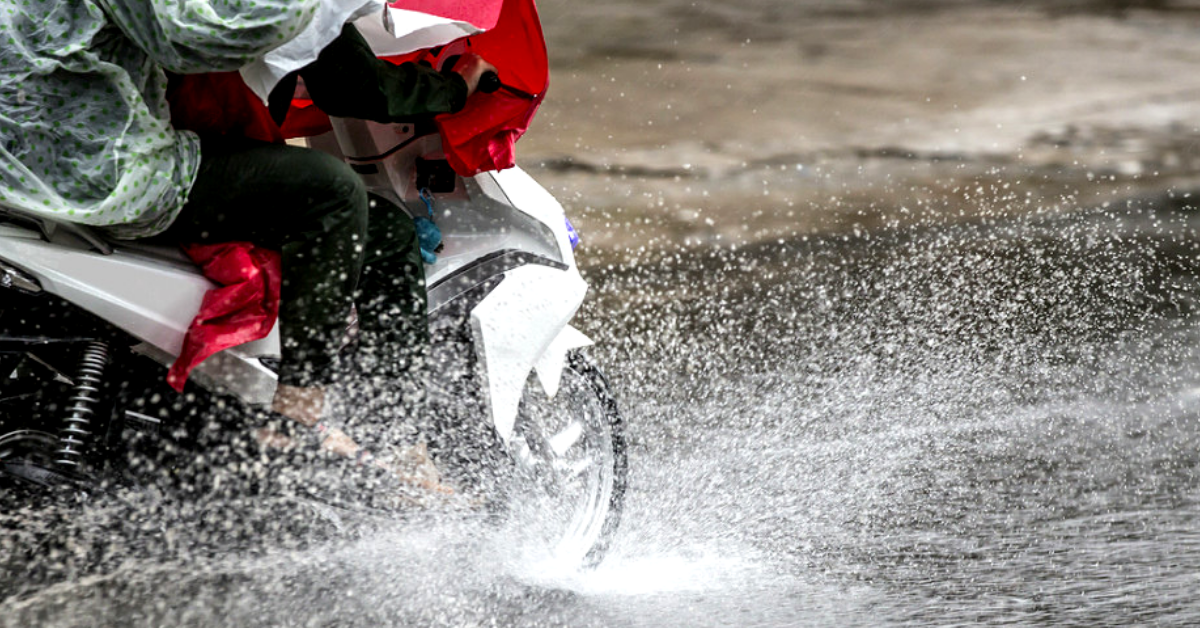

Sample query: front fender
[470,263,587,441]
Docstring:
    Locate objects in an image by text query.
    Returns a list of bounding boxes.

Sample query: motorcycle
[0,74,628,566]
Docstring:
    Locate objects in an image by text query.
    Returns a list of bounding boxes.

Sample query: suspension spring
[54,341,111,471]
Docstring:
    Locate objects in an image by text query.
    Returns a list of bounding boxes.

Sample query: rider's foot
[271,384,325,427]
[267,386,454,498]
[384,441,454,495]
[254,419,364,459]
[254,426,297,450]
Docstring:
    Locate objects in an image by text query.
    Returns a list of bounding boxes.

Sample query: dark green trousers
[353,190,431,383]
[164,136,427,388]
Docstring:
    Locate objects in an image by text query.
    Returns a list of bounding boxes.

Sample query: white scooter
[0,91,627,566]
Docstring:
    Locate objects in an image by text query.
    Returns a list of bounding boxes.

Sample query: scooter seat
[1,206,197,268]
[110,239,194,265]
[0,206,114,255]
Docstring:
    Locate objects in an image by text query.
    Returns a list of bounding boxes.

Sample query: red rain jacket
[413,0,549,175]
[292,0,549,175]
[166,243,281,392]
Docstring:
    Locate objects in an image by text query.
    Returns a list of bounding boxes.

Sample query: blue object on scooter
[416,189,442,264]
[414,217,440,264]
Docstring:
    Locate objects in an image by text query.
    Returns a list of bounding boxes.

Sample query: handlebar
[443,54,504,95]
[478,71,502,94]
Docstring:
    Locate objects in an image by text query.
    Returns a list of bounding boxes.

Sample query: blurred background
[529,0,1200,255]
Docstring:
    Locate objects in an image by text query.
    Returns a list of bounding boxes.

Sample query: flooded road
[5,2,1200,625]
[5,194,1200,626]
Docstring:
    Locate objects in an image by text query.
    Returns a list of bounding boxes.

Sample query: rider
[168,24,494,463]
[0,4,492,443]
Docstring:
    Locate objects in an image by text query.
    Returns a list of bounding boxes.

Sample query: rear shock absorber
[54,341,111,471]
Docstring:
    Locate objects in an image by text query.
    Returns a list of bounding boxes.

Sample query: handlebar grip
[478,72,502,94]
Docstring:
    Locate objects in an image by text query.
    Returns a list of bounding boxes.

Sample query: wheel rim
[508,365,616,567]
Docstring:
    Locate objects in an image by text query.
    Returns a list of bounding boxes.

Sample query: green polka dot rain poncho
[0,0,318,239]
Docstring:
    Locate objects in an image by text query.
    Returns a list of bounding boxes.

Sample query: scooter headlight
[0,260,41,293]
[565,216,580,250]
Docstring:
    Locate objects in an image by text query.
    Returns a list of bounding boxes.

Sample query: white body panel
[0,226,207,354]
[534,325,594,399]
[483,167,578,264]
[471,264,587,440]
[0,224,282,405]
[424,171,564,285]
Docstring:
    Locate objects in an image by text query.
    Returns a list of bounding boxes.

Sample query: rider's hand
[452,53,497,97]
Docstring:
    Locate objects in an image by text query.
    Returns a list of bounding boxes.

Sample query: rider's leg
[162,145,447,489]
[163,136,368,417]
[355,197,430,381]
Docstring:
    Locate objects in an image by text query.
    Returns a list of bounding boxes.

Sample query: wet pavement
[5,192,1200,626]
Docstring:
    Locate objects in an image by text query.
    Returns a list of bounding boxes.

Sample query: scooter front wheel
[505,351,628,568]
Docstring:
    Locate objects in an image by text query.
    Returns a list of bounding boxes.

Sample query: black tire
[506,350,628,568]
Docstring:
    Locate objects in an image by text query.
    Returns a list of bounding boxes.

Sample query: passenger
[0,5,492,450]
